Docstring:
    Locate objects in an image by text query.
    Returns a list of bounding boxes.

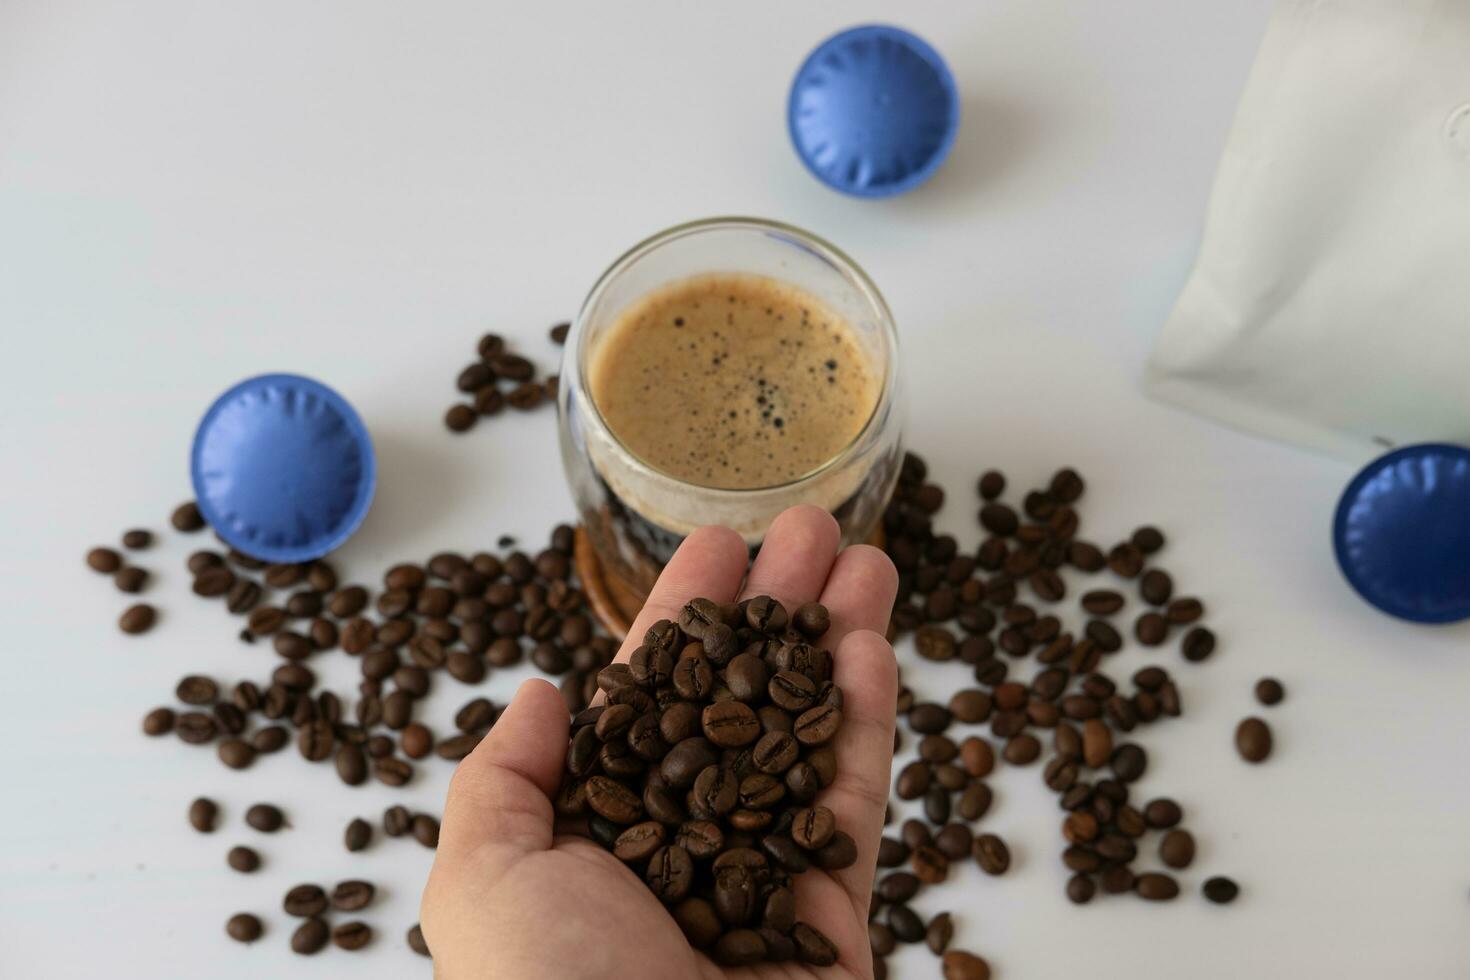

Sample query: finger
[814,628,899,920]
[613,524,749,663]
[437,678,569,863]
[739,504,841,607]
[817,543,899,650]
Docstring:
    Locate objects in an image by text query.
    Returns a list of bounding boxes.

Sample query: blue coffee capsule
[1333,443,1470,623]
[788,24,959,197]
[191,374,376,563]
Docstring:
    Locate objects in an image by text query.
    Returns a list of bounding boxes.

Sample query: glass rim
[569,215,900,496]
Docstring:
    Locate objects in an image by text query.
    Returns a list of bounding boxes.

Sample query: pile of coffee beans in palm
[558,596,851,968]
[443,323,567,433]
[862,451,1271,978]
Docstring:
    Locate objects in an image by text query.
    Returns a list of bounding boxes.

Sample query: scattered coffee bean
[333,921,373,951]
[1135,872,1180,901]
[87,546,123,573]
[142,707,175,736]
[188,797,218,833]
[245,803,284,833]
[226,913,262,944]
[344,818,372,852]
[1203,876,1240,904]
[122,529,153,549]
[290,917,330,955]
[118,603,156,634]
[227,846,259,873]
[1235,717,1272,763]
[407,923,431,957]
[1255,677,1285,706]
[942,950,991,980]
[973,834,1010,875]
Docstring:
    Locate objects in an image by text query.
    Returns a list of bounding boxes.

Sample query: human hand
[420,505,899,978]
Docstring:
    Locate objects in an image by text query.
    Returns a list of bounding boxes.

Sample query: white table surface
[5,1,1469,977]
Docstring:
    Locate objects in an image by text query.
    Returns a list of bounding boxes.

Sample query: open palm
[422,506,899,979]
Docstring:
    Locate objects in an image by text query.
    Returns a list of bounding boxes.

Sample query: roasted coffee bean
[812,830,857,870]
[1203,876,1240,904]
[870,921,896,958]
[1136,872,1180,901]
[1100,865,1136,895]
[1066,872,1096,905]
[586,775,644,824]
[792,602,830,639]
[445,404,477,431]
[1236,717,1272,762]
[958,782,993,822]
[118,528,151,549]
[113,566,149,594]
[793,705,841,746]
[925,911,955,955]
[768,670,817,711]
[1181,625,1216,662]
[790,806,836,851]
[752,731,798,775]
[142,707,175,736]
[283,883,328,917]
[193,566,236,598]
[887,903,926,943]
[977,470,1005,500]
[188,797,218,833]
[704,701,761,747]
[713,928,766,965]
[1135,612,1168,646]
[374,756,413,786]
[1081,589,1124,615]
[406,923,431,957]
[895,761,930,800]
[290,917,330,955]
[412,813,440,849]
[175,711,217,744]
[1003,733,1041,765]
[959,736,995,778]
[1255,677,1285,705]
[973,834,1010,875]
[218,739,256,769]
[175,675,218,706]
[1111,743,1147,782]
[333,921,373,951]
[383,805,411,837]
[979,502,1019,537]
[1084,619,1122,653]
[792,922,837,966]
[1140,567,1173,605]
[118,603,156,634]
[1081,718,1113,769]
[327,879,375,912]
[1107,543,1144,578]
[1160,828,1195,868]
[1166,597,1204,624]
[912,843,950,884]
[948,689,991,724]
[645,844,695,903]
[908,702,952,735]
[915,625,957,661]
[226,913,262,944]
[87,546,124,573]
[344,818,372,852]
[244,803,283,833]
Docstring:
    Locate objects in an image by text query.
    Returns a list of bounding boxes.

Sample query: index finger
[613,524,749,662]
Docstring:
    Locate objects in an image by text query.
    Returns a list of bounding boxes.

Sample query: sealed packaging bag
[1145,0,1470,459]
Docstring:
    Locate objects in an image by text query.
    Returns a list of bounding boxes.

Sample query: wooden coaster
[575,523,887,641]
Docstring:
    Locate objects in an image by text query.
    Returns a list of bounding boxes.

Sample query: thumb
[438,678,569,862]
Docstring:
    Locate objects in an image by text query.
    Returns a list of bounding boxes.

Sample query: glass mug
[556,217,903,635]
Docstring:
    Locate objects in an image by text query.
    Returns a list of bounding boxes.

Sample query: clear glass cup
[557,217,904,621]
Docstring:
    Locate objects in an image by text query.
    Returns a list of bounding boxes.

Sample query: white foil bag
[1145,0,1470,459]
